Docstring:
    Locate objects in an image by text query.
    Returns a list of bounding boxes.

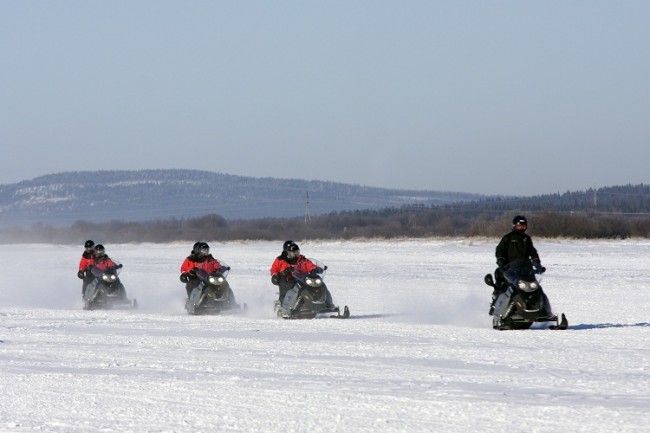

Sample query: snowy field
[1,239,649,433]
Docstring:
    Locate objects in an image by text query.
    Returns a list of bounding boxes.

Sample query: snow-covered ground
[1,239,649,432]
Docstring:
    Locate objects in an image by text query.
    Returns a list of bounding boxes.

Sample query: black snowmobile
[485,259,567,330]
[83,262,137,310]
[274,259,350,319]
[185,265,245,315]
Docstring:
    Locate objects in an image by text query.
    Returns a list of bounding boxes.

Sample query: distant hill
[0,170,479,227]
[1,181,648,242]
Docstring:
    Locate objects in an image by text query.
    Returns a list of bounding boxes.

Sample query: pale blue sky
[1,1,648,194]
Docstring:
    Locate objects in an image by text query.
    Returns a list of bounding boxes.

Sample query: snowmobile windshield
[216,261,230,278]
[90,260,122,278]
[291,258,326,281]
[194,262,230,279]
[502,259,540,285]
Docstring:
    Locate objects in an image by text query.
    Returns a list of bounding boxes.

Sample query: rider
[92,244,120,271]
[89,244,126,299]
[270,241,330,312]
[77,240,95,296]
[490,215,545,312]
[270,240,299,303]
[270,241,320,303]
[180,242,226,298]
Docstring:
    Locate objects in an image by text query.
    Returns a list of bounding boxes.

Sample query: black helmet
[286,242,300,259]
[192,242,202,254]
[512,215,528,225]
[282,240,295,252]
[93,244,105,255]
[84,240,94,249]
[198,242,210,256]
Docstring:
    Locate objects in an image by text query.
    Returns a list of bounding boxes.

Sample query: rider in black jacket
[490,215,545,313]
[495,215,541,268]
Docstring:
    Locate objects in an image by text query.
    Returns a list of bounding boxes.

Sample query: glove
[220,266,231,272]
[188,269,196,277]
[532,260,546,274]
[77,270,85,279]
[116,264,123,269]
[180,272,190,283]
[271,274,280,285]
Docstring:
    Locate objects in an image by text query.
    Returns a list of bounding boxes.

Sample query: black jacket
[495,230,540,267]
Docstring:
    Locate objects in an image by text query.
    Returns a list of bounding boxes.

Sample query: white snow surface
[0,239,648,433]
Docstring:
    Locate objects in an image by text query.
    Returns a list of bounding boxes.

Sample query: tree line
[454,184,650,214]
[0,208,648,245]
[1,183,648,243]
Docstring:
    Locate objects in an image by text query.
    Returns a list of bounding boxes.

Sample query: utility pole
[304,191,311,225]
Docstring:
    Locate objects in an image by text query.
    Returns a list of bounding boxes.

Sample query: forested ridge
[1,184,647,243]
[0,169,477,226]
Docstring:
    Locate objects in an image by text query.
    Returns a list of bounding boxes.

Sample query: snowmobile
[485,259,567,330]
[274,259,350,319]
[83,262,137,310]
[185,265,245,315]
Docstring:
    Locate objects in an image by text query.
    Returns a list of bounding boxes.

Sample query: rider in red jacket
[77,240,95,296]
[180,242,225,297]
[86,244,126,300]
[78,240,95,274]
[270,241,317,302]
[92,244,120,271]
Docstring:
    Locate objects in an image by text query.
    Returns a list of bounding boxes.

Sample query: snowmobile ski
[549,313,568,330]
[329,305,350,319]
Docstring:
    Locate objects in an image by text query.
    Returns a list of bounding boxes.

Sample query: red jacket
[93,256,118,272]
[181,255,222,274]
[78,252,95,272]
[270,255,317,276]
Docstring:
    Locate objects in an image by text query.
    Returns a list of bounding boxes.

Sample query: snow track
[1,239,649,432]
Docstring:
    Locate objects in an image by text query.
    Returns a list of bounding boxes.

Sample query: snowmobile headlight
[102,274,117,282]
[530,282,539,289]
[208,276,225,285]
[305,277,322,287]
[518,281,527,290]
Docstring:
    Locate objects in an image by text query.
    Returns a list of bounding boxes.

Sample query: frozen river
[1,239,649,432]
